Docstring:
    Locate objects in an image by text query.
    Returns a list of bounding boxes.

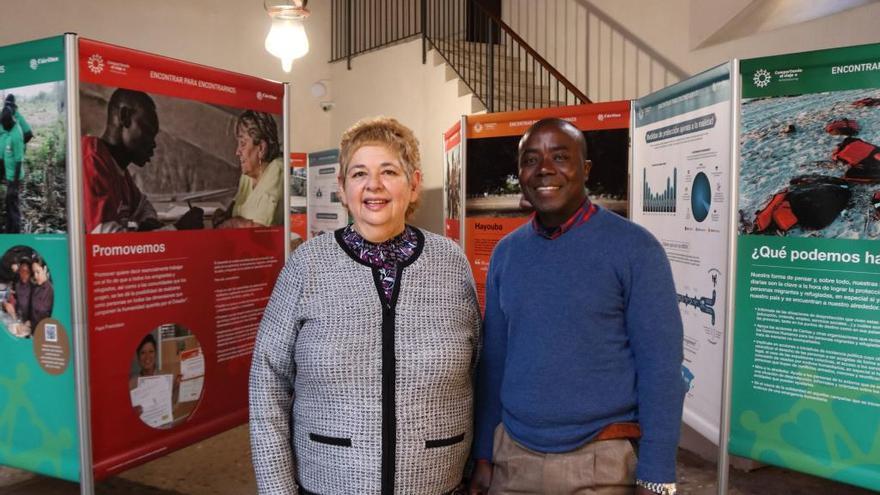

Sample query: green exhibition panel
[731,43,880,491]
[0,36,79,482]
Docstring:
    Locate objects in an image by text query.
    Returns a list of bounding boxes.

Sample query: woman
[26,256,52,329]
[2,259,33,338]
[2,259,32,321]
[250,117,480,494]
[218,110,284,228]
[135,333,158,377]
[129,333,158,390]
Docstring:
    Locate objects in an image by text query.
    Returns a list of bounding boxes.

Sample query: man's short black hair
[105,89,156,125]
[520,117,588,161]
[0,105,14,132]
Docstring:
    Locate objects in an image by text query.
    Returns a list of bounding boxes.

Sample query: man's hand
[137,217,164,231]
[468,461,493,495]
[211,207,228,228]
[175,207,205,230]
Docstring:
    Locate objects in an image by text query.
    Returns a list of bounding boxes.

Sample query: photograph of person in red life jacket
[79,83,284,233]
[739,88,880,238]
[0,246,53,339]
[0,85,67,234]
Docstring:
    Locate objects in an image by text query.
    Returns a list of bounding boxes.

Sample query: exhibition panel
[0,34,288,489]
[290,152,307,243]
[731,42,880,491]
[443,118,463,245]
[0,35,79,482]
[632,63,733,446]
[306,148,347,237]
[78,37,287,480]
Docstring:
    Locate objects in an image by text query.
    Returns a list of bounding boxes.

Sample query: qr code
[45,323,58,342]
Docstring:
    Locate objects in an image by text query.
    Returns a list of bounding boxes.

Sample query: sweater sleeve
[249,253,305,494]
[472,249,508,461]
[624,233,685,482]
[454,248,482,377]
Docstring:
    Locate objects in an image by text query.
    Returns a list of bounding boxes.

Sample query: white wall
[591,0,880,76]
[502,0,880,100]
[0,0,334,153]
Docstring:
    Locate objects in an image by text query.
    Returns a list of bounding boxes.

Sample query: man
[4,94,33,143]
[470,118,684,495]
[1,105,25,233]
[82,88,202,233]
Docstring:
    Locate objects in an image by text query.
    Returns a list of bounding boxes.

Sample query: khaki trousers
[488,425,637,495]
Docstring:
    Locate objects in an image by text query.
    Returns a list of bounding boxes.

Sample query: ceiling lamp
[264,0,310,72]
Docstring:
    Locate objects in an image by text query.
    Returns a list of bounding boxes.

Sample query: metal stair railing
[330,0,688,111]
[330,0,422,70]
[422,0,591,112]
[501,0,689,101]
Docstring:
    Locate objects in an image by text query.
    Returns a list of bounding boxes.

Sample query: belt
[594,422,641,442]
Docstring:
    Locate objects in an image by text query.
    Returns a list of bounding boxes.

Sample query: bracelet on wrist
[636,479,677,495]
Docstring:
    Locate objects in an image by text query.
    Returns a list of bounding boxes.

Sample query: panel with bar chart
[642,167,677,213]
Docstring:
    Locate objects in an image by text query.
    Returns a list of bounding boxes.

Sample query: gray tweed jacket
[249,228,481,495]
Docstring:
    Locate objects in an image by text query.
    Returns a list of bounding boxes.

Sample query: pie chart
[691,172,711,222]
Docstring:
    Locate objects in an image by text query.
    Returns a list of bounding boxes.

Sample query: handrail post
[346,0,352,70]
[421,0,427,64]
[487,12,494,113]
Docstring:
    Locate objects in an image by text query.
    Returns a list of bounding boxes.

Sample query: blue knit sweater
[473,206,685,482]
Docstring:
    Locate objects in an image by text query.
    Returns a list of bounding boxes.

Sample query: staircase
[433,39,563,112]
[329,0,687,112]
[423,0,589,112]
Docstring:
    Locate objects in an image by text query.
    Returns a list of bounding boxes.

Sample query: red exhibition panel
[444,120,463,243]
[79,39,286,479]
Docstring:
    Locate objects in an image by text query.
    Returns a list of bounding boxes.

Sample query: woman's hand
[218,216,262,229]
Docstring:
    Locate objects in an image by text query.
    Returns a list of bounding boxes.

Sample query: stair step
[428,43,573,113]
[432,40,521,63]
[470,90,561,106]
[448,58,564,83]
[445,62,538,83]
[473,88,556,103]
[468,73,549,91]
[450,71,549,94]
[472,96,565,113]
